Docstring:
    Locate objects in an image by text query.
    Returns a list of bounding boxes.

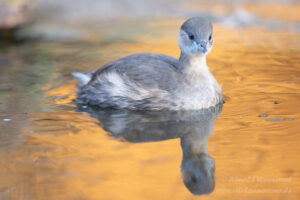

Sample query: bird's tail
[72,72,92,86]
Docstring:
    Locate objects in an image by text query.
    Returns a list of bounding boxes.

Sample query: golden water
[0,19,299,199]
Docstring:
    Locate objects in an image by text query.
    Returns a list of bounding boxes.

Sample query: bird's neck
[181,133,209,157]
[179,52,209,75]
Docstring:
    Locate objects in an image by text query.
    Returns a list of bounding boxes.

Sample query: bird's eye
[188,34,194,40]
[209,34,212,40]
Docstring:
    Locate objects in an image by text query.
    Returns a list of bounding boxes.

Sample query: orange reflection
[0,17,300,200]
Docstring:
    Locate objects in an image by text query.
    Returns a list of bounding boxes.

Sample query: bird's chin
[182,47,210,57]
[191,51,207,57]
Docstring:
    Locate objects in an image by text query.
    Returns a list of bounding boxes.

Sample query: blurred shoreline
[0,0,299,42]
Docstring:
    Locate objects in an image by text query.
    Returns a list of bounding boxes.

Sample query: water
[0,18,300,199]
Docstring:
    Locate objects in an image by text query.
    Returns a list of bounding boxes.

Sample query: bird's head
[178,17,213,56]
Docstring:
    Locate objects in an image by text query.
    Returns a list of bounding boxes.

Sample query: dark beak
[197,41,207,53]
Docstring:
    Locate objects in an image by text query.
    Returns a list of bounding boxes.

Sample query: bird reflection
[80,103,223,195]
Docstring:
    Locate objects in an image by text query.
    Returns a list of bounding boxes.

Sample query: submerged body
[73,17,223,110]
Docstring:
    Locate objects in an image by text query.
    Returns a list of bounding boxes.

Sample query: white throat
[190,55,207,68]
[182,55,210,76]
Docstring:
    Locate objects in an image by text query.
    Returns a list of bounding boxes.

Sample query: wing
[88,53,181,91]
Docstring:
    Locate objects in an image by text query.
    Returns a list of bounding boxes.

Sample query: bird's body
[73,17,223,110]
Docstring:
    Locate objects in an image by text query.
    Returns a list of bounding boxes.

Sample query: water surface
[0,18,300,200]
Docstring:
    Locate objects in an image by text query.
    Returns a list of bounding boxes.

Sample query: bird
[73,17,223,110]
